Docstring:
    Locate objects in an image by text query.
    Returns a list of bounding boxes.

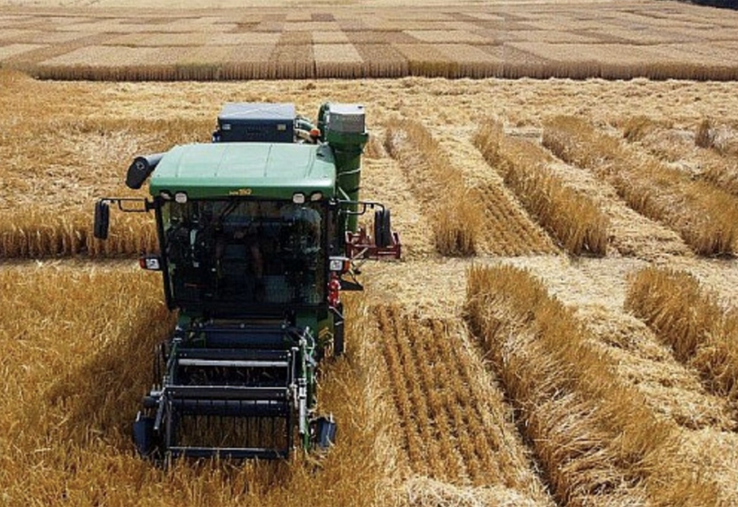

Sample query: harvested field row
[626,267,738,401]
[474,121,609,256]
[620,117,738,197]
[543,116,738,256]
[373,305,552,504]
[384,120,481,256]
[465,264,726,506]
[0,265,397,507]
[384,120,555,257]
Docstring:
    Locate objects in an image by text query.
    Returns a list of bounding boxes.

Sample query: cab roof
[149,142,336,200]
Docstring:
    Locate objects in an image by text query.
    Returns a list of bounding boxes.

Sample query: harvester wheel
[374,209,392,248]
[383,209,392,245]
[334,303,345,357]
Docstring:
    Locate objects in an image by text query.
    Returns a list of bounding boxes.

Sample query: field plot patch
[2,1,738,80]
[0,42,45,59]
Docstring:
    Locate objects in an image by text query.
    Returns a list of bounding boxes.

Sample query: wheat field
[3,69,738,506]
[1,1,738,80]
[3,1,738,502]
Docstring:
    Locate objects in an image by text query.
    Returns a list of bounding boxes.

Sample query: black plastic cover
[216,103,296,143]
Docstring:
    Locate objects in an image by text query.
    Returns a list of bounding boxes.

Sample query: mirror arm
[98,197,156,213]
[334,199,386,217]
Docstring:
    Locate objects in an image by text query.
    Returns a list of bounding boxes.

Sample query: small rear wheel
[333,303,345,357]
[374,209,392,248]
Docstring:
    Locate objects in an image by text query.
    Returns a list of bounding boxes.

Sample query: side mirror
[94,200,110,240]
[373,209,392,248]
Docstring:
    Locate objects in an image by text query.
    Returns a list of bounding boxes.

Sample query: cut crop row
[543,116,738,255]
[626,266,738,401]
[474,121,609,256]
[465,264,724,506]
[373,304,551,504]
[384,120,555,257]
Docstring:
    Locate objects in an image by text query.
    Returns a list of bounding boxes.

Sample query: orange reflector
[310,128,321,138]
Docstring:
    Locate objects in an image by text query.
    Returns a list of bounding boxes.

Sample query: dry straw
[474,120,609,256]
[0,267,398,506]
[626,267,738,400]
[543,116,738,256]
[384,120,482,256]
[372,305,551,503]
[465,264,722,506]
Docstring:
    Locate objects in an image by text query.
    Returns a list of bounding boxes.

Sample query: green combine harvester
[94,103,400,460]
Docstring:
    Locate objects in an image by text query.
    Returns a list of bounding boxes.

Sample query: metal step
[171,399,289,417]
[168,446,288,460]
[176,347,291,369]
[166,385,290,401]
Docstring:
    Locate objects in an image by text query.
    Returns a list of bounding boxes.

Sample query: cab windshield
[161,199,325,308]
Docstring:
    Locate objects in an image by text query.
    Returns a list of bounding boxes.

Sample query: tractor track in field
[373,304,555,505]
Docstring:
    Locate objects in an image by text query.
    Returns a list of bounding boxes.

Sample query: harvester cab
[93,103,400,461]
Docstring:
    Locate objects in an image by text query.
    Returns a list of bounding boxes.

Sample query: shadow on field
[44,306,175,449]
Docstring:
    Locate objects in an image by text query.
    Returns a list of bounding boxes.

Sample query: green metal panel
[149,143,337,199]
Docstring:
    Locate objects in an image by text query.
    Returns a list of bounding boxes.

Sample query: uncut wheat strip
[543,116,738,256]
[626,267,738,401]
[474,121,609,256]
[283,21,340,32]
[272,34,314,79]
[430,128,557,256]
[510,41,737,80]
[365,20,475,31]
[384,120,481,256]
[104,32,210,47]
[433,44,501,78]
[312,31,350,44]
[598,27,699,45]
[500,30,601,44]
[0,207,156,259]
[405,30,489,44]
[393,43,462,78]
[0,29,94,45]
[346,31,418,44]
[352,44,409,78]
[465,265,723,506]
[313,43,364,78]
[38,45,160,67]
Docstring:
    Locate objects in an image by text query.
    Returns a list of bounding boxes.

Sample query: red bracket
[345,227,402,260]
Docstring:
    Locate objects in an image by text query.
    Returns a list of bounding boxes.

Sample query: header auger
[94,103,400,461]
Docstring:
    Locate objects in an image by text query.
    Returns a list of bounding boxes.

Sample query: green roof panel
[149,143,336,199]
